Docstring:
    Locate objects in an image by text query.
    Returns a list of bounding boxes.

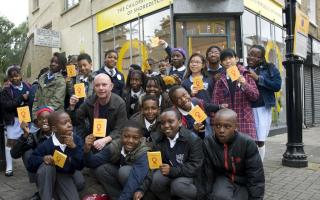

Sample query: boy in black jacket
[203,109,265,200]
[134,109,203,200]
[27,111,84,200]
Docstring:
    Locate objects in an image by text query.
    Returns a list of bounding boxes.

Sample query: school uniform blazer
[71,93,127,140]
[32,72,66,119]
[212,65,259,140]
[203,131,265,200]
[136,127,204,198]
[181,76,213,103]
[11,130,50,159]
[122,88,141,118]
[151,126,203,178]
[1,82,32,125]
[27,134,84,174]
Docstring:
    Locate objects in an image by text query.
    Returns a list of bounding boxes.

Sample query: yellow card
[66,65,77,77]
[74,83,86,98]
[189,105,207,123]
[93,118,107,137]
[193,76,204,90]
[227,65,240,82]
[147,151,162,169]
[17,106,31,123]
[53,150,67,168]
[150,37,160,48]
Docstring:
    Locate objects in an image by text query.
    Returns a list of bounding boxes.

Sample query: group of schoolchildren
[0,39,282,200]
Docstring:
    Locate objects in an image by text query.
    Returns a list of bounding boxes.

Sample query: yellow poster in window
[147,151,162,169]
[74,83,86,98]
[17,106,31,123]
[66,65,77,77]
[189,105,207,123]
[93,118,107,138]
[53,150,67,168]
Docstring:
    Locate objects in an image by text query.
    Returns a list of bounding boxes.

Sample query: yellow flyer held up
[74,83,86,98]
[66,65,77,77]
[93,118,107,138]
[150,37,160,48]
[147,151,162,169]
[189,105,207,123]
[226,65,240,82]
[53,150,67,168]
[193,76,204,90]
[17,106,31,123]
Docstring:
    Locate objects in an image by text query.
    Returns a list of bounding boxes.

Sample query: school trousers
[208,176,248,200]
[36,164,84,200]
[94,163,132,200]
[150,170,197,200]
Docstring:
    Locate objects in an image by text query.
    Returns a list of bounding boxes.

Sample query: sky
[0,0,28,26]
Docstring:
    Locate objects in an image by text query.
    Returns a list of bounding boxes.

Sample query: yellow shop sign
[97,0,172,33]
[244,0,283,26]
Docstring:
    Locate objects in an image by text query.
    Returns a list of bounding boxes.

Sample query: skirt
[5,117,23,140]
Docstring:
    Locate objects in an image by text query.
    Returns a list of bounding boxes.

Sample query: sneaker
[5,170,13,177]
[30,192,40,200]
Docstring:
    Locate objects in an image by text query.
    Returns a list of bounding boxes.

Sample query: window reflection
[176,19,235,57]
[99,9,171,77]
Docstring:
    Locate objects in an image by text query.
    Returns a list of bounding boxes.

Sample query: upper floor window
[308,0,317,25]
[33,0,39,11]
[65,0,79,10]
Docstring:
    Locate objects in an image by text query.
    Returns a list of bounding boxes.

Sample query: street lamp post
[282,0,308,167]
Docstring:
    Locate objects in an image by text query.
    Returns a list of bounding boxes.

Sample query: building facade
[22,0,319,130]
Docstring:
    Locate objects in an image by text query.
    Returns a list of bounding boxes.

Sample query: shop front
[96,0,243,78]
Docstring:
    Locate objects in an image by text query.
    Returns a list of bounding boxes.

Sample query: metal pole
[282,0,308,167]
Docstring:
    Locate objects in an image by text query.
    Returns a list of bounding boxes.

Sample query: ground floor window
[175,19,237,57]
[99,8,171,78]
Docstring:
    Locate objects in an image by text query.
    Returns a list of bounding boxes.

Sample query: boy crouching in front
[84,120,150,200]
[27,111,84,200]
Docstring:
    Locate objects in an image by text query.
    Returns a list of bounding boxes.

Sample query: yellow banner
[244,0,283,26]
[295,7,309,36]
[97,0,172,33]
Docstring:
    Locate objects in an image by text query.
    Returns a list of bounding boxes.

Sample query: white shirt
[172,65,186,72]
[131,89,143,98]
[13,83,23,91]
[79,75,89,83]
[167,133,180,148]
[52,133,67,152]
[177,103,194,116]
[144,118,156,131]
[121,147,127,157]
[104,66,116,77]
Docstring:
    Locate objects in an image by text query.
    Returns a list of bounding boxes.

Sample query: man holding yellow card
[27,112,84,200]
[1,66,32,177]
[84,120,150,200]
[69,73,127,151]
